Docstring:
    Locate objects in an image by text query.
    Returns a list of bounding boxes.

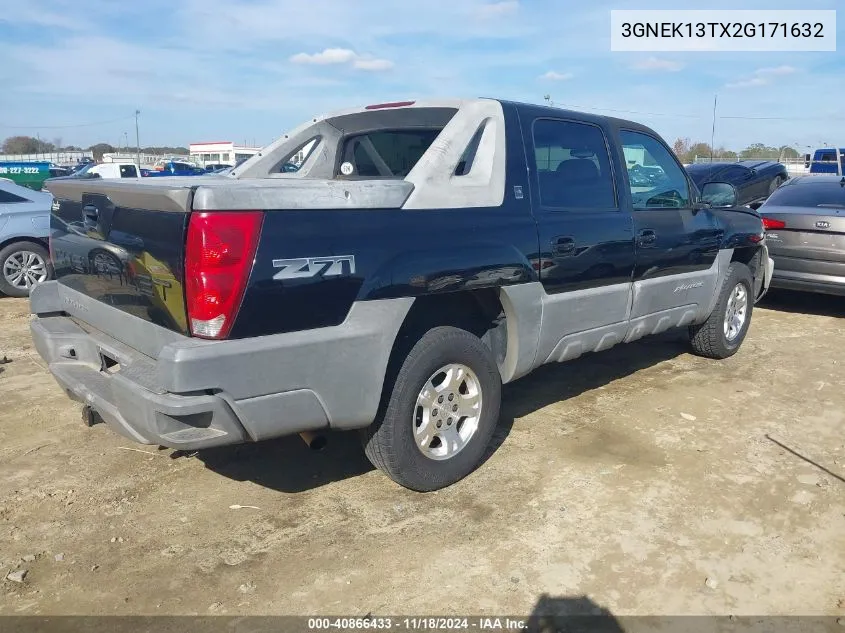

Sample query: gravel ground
[0,291,843,617]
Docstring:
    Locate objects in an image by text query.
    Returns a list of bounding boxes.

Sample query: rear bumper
[755,245,775,303]
[30,281,413,450]
[30,315,250,448]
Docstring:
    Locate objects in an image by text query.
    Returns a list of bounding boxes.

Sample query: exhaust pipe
[299,431,327,451]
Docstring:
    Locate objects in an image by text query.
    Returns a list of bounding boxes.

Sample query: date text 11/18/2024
[307,617,528,630]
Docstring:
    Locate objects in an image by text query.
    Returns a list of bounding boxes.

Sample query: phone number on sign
[0,166,40,175]
[308,618,474,630]
[621,22,825,39]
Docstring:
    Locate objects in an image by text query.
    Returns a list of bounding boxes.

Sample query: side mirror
[700,181,738,208]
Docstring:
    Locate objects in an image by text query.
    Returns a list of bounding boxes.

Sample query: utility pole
[135,110,141,169]
[710,94,717,163]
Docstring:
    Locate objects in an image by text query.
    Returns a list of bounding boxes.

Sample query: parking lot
[1,291,843,617]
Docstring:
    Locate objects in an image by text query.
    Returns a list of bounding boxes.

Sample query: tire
[768,175,784,196]
[689,261,753,359]
[362,326,502,492]
[0,241,53,298]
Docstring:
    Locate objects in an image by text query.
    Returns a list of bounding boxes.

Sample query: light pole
[135,110,141,169]
[710,94,717,163]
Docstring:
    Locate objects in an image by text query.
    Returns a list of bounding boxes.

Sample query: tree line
[1,135,188,160]
[672,138,800,164]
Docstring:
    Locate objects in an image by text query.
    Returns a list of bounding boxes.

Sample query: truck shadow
[196,430,375,494]
[526,594,624,632]
[197,329,689,493]
[482,328,689,466]
[757,289,845,318]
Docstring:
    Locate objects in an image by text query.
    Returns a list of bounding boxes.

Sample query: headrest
[556,159,599,181]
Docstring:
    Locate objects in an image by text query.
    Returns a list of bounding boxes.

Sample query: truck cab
[805,148,844,175]
[88,162,144,179]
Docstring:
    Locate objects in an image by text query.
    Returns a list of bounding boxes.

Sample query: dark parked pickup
[33,99,773,491]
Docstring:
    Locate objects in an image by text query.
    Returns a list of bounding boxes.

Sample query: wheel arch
[387,289,509,374]
[731,245,764,297]
[0,235,49,253]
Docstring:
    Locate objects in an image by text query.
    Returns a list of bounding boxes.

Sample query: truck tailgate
[46,178,195,346]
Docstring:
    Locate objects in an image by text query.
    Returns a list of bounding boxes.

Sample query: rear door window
[120,165,138,178]
[532,118,617,209]
[337,129,442,178]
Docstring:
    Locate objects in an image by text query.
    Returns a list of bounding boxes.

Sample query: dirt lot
[0,291,843,617]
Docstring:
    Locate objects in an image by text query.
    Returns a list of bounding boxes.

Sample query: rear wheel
[362,326,501,491]
[768,175,784,196]
[689,262,753,359]
[0,241,52,298]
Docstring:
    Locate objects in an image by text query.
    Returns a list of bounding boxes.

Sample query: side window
[620,130,691,210]
[720,165,748,181]
[454,121,487,176]
[120,165,138,178]
[0,190,30,203]
[532,119,616,209]
[279,137,320,173]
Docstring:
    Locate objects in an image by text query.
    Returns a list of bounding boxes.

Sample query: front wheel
[689,261,753,359]
[0,241,53,298]
[768,175,784,196]
[361,326,502,491]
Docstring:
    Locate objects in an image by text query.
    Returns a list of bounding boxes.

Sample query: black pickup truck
[32,98,773,491]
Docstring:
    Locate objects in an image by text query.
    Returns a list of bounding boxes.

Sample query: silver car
[0,178,53,297]
[760,175,845,296]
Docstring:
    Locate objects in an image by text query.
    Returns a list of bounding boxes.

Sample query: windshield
[72,163,96,176]
[766,181,845,208]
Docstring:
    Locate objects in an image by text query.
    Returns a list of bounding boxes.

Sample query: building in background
[189,141,262,168]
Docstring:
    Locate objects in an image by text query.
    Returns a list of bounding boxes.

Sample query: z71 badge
[272,255,356,280]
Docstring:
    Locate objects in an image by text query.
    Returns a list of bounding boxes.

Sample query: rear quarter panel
[0,208,50,243]
[231,206,540,338]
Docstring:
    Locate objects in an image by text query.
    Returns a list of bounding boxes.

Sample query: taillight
[185,211,263,339]
[763,217,786,230]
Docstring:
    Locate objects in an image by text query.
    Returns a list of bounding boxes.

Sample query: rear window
[767,182,845,208]
[338,129,442,178]
[0,189,31,203]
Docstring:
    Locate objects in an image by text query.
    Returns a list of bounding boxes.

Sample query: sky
[0,0,841,152]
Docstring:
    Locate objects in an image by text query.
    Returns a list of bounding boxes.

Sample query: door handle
[637,228,657,247]
[551,236,576,255]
